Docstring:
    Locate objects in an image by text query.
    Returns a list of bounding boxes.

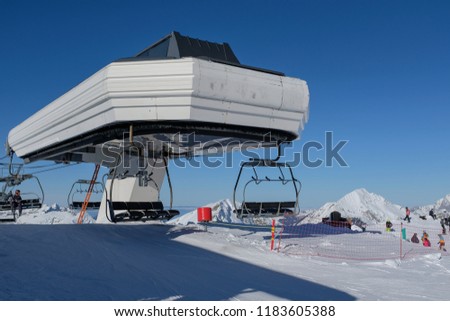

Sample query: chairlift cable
[0,162,74,170]
[28,163,79,175]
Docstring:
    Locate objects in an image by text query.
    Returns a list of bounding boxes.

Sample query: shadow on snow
[0,224,355,301]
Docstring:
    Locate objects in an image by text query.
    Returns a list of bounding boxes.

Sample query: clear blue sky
[1,0,449,208]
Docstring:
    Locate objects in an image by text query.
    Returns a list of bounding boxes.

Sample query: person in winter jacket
[422,231,431,247]
[411,233,420,244]
[9,189,22,217]
[429,209,437,220]
[385,220,393,232]
[441,219,447,235]
[438,236,446,251]
[404,207,411,223]
[442,210,449,224]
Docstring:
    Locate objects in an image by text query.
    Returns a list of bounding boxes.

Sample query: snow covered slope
[0,204,95,224]
[304,188,404,224]
[0,222,449,300]
[1,192,450,301]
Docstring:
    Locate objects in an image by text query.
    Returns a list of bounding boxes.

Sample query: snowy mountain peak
[415,194,450,217]
[41,203,62,213]
[350,187,369,195]
[305,188,403,224]
[340,188,385,204]
[436,194,450,211]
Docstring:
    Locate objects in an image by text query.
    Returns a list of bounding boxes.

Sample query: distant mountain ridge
[412,194,450,218]
[168,189,450,226]
[304,188,404,224]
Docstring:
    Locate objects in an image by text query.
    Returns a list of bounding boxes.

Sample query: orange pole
[77,164,100,224]
[270,219,275,251]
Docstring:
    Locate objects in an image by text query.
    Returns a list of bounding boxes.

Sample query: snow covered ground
[1,188,450,301]
[1,222,449,300]
[0,204,95,225]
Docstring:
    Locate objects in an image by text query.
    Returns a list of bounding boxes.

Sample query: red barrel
[197,207,212,222]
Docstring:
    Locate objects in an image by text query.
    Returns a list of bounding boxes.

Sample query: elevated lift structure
[6,31,310,223]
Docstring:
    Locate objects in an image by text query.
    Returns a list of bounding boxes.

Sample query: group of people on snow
[410,230,444,250]
[409,230,446,251]
[385,206,448,251]
[403,206,450,233]
[410,231,430,247]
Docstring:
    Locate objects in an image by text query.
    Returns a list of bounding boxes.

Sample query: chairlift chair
[0,173,45,222]
[106,158,180,222]
[68,179,104,210]
[233,157,302,218]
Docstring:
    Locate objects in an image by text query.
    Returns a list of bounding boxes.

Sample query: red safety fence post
[270,219,275,251]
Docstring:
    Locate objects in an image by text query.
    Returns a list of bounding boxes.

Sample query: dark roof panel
[135,31,240,64]
[124,31,284,76]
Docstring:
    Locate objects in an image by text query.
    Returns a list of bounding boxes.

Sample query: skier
[437,235,446,251]
[444,211,450,226]
[411,233,420,244]
[403,207,411,223]
[9,189,22,217]
[429,209,437,220]
[441,219,447,235]
[385,220,393,232]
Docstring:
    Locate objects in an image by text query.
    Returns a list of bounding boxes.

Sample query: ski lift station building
[6,31,310,223]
